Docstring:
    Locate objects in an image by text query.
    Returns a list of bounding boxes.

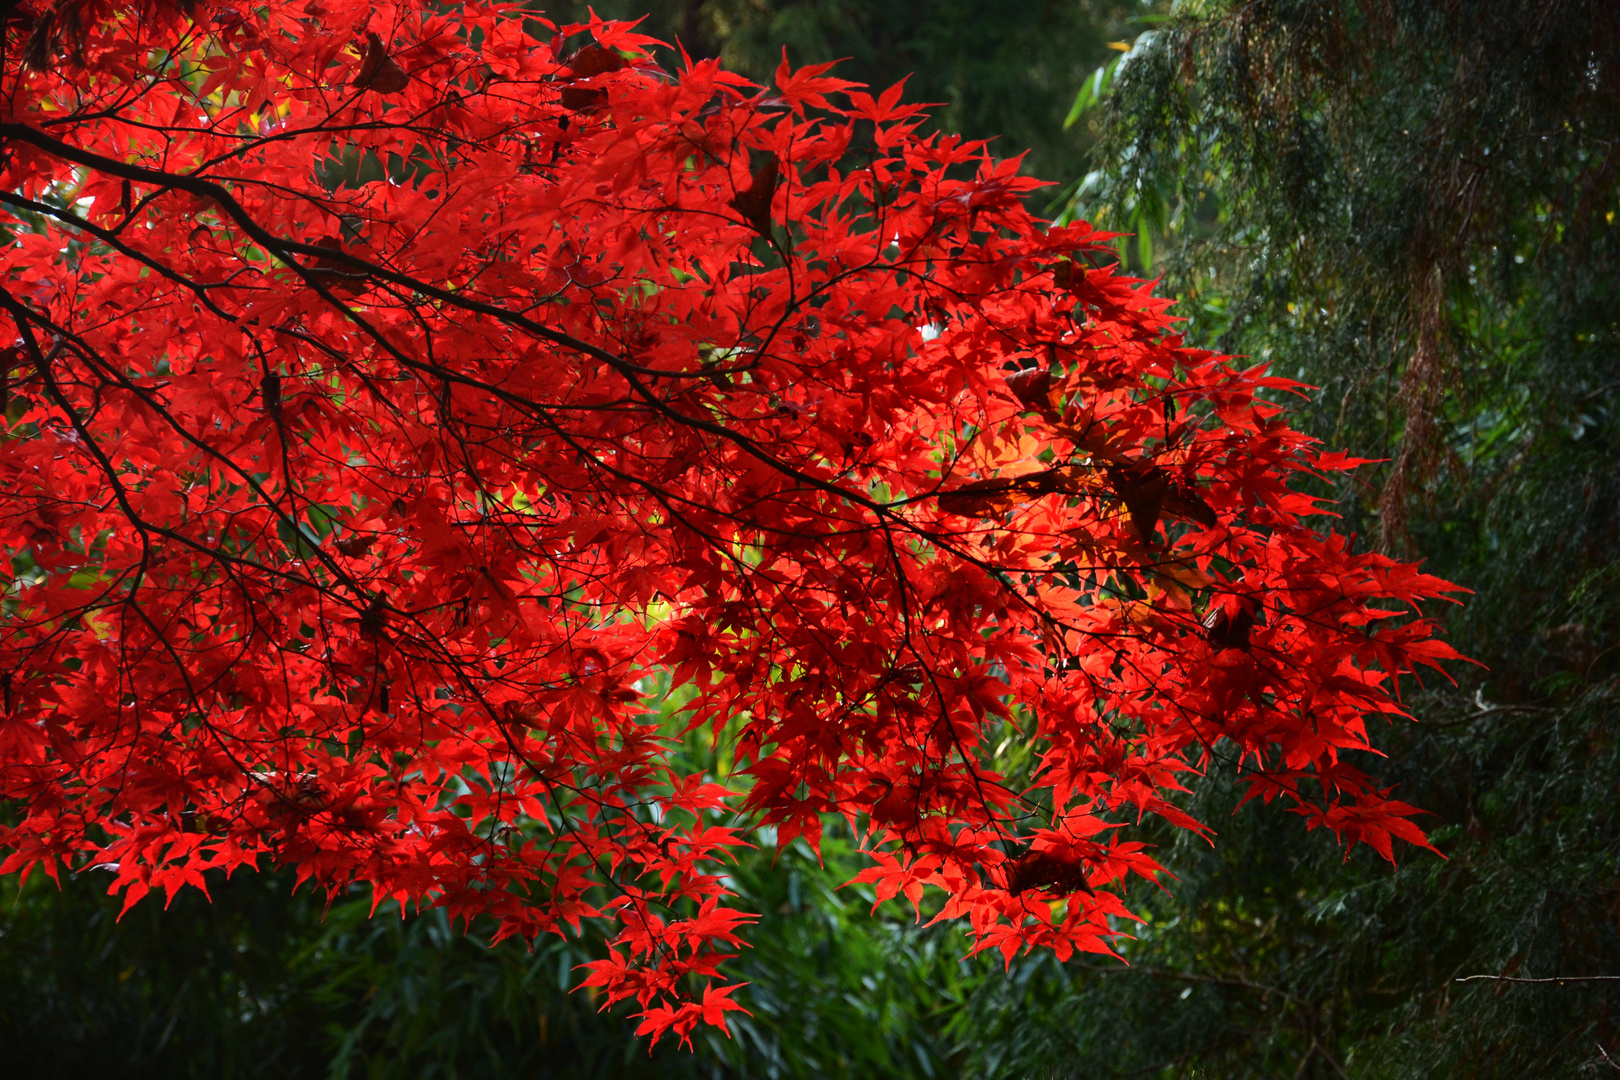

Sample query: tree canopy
[0,0,1461,1049]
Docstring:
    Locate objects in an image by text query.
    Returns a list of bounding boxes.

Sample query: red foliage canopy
[0,1,1461,1045]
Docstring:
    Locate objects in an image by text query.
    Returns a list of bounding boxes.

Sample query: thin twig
[1428,704,1552,729]
[1455,975,1620,984]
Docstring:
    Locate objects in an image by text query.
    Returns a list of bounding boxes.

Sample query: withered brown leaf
[1004,365,1053,412]
[1107,462,1218,543]
[352,32,409,94]
[1003,849,1096,896]
[730,152,780,236]
[569,44,626,78]
[334,534,375,557]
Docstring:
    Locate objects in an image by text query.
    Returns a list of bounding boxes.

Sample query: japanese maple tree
[0,0,1461,1046]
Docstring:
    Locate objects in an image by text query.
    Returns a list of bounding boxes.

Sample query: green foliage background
[5,2,1620,1076]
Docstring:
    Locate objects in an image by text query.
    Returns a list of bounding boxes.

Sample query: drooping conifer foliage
[0,1,1460,1043]
[1023,2,1620,1075]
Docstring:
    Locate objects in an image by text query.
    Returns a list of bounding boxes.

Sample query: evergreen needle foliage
[1025,1,1620,1075]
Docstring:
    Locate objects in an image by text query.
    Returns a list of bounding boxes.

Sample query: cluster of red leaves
[0,1,1461,1046]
